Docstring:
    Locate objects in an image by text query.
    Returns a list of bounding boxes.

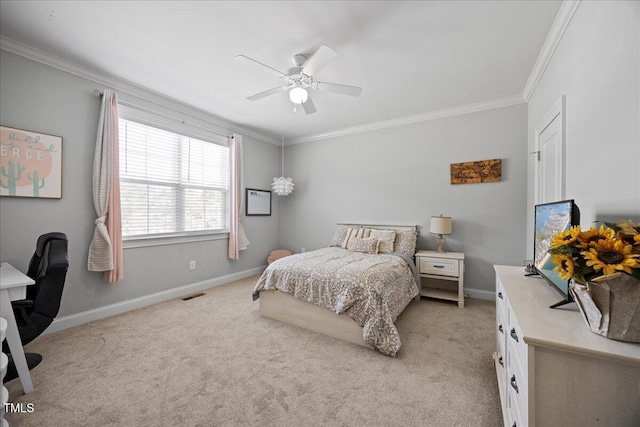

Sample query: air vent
[181,292,205,301]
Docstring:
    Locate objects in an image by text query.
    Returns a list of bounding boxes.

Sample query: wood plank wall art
[450,158,501,185]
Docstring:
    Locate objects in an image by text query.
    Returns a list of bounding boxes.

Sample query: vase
[570,273,640,343]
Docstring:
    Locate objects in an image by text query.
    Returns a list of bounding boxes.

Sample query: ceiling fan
[235,45,362,114]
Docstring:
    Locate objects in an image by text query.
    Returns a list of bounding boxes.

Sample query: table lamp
[430,215,452,253]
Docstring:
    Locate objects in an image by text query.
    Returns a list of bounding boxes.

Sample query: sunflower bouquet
[549,220,640,285]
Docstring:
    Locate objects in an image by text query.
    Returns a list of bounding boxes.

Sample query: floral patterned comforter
[253,247,420,356]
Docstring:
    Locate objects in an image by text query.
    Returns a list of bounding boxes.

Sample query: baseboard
[46,265,266,334]
[465,287,496,301]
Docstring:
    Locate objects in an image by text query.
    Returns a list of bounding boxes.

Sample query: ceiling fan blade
[301,45,337,76]
[302,96,316,115]
[247,86,288,101]
[315,82,362,97]
[235,55,286,79]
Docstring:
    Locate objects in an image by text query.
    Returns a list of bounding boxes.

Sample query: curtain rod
[93,88,231,140]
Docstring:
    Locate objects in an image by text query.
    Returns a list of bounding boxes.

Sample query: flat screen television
[532,199,580,308]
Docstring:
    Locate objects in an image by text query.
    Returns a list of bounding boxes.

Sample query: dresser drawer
[508,388,525,427]
[497,314,506,357]
[496,278,507,317]
[419,257,459,277]
[506,309,528,424]
[507,339,527,411]
[507,308,527,367]
[507,357,527,426]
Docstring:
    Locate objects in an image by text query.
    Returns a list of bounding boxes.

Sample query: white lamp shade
[272,176,295,196]
[430,216,452,235]
[289,87,308,104]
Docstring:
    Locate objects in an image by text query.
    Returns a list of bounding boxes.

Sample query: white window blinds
[119,119,229,238]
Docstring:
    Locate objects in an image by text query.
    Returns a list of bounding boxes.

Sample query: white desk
[0,262,35,394]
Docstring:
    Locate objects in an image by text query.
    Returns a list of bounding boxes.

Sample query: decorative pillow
[369,229,396,253]
[394,230,418,257]
[329,224,350,247]
[341,227,371,249]
[347,237,379,254]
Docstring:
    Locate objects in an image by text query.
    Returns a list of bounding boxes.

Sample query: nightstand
[415,250,465,307]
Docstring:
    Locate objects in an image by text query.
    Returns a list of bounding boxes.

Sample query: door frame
[534,95,566,204]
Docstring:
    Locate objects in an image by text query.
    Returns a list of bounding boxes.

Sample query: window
[118,118,229,239]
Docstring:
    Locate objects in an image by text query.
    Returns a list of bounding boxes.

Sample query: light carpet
[5,275,502,426]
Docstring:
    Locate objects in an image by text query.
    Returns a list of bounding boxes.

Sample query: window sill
[123,231,229,249]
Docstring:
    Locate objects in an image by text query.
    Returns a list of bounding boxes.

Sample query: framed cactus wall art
[1,126,62,198]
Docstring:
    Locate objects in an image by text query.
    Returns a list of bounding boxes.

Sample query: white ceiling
[0,1,562,142]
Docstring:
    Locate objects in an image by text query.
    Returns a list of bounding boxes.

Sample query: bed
[253,224,420,357]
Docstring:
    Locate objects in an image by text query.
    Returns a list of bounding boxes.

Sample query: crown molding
[3,2,574,148]
[287,94,526,145]
[0,36,281,146]
[522,1,581,102]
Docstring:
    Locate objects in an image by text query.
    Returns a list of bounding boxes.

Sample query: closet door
[534,95,566,204]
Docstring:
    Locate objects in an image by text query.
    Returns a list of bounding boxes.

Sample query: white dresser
[494,265,640,427]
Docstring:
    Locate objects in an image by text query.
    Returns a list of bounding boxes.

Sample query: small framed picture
[246,188,271,216]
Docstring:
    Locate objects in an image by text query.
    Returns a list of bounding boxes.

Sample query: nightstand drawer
[419,257,459,277]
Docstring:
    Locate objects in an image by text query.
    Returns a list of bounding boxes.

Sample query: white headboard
[337,223,417,233]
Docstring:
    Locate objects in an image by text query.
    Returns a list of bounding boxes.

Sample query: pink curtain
[104,94,123,283]
[228,134,249,259]
[88,89,124,283]
[228,135,239,259]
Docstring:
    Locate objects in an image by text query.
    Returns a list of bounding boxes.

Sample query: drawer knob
[433,265,445,268]
[512,423,517,427]
[498,291,503,299]
[498,356,504,367]
[498,324,504,333]
[510,328,519,342]
[510,374,519,393]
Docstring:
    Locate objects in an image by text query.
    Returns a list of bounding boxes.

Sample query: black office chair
[3,232,68,381]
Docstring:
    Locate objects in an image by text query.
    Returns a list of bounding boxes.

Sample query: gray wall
[526,0,640,257]
[0,50,281,317]
[6,0,636,315]
[281,104,529,295]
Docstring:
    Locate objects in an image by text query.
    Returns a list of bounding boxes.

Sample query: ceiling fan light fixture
[289,86,308,104]
[236,45,362,114]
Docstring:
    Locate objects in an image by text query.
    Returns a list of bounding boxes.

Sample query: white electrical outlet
[301,248,306,253]
[189,260,196,270]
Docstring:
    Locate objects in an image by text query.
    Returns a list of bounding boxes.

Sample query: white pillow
[393,230,418,257]
[369,229,396,253]
[341,227,371,249]
[347,237,380,254]
[329,224,350,246]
